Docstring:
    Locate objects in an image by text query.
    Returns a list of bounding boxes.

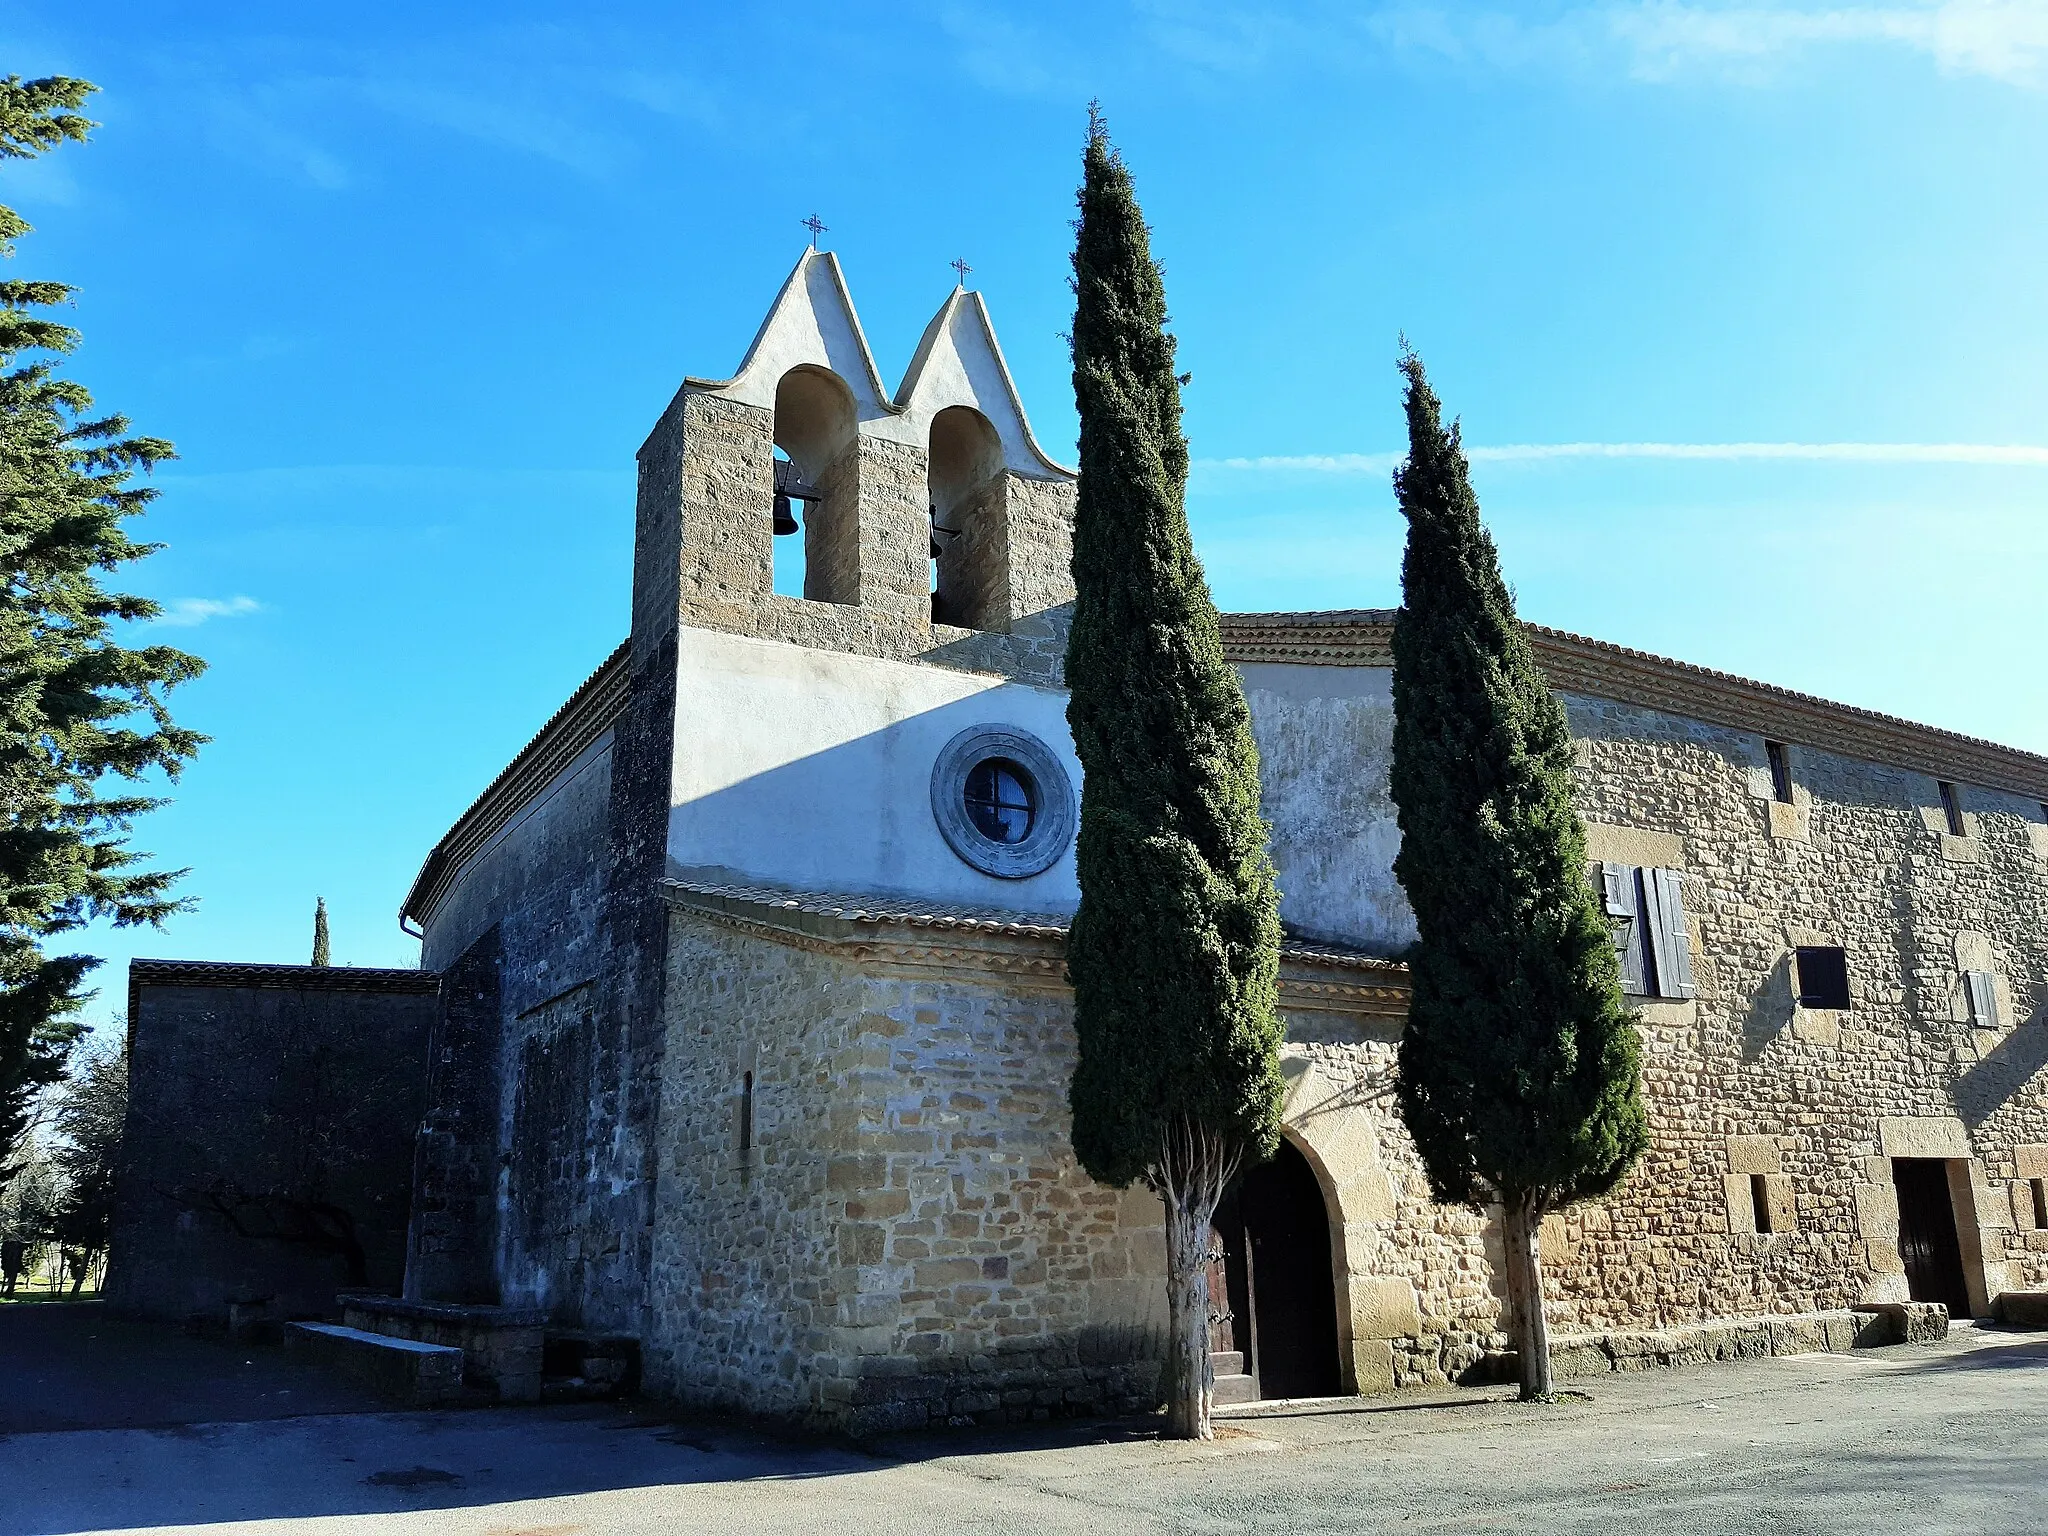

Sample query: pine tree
[0,77,204,1175]
[1064,107,1285,1442]
[52,1038,125,1287]
[311,897,331,966]
[1388,351,1647,1400]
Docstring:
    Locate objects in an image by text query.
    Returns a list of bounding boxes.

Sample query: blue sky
[4,1,2045,1019]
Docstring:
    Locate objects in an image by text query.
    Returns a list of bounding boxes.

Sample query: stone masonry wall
[111,969,437,1325]
[652,390,1075,687]
[1276,689,2048,1389]
[641,678,2048,1413]
[645,914,1167,1433]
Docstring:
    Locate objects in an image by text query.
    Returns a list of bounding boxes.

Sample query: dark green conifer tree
[311,897,331,966]
[1064,107,1285,1441]
[0,77,204,1174]
[1388,351,1647,1400]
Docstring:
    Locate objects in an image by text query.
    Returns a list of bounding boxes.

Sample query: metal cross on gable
[950,257,973,286]
[802,214,828,247]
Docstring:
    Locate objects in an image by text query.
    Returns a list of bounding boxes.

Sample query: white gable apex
[896,288,1075,479]
[687,249,897,422]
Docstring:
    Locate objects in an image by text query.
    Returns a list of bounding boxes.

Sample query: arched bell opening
[772,365,859,605]
[926,404,1006,630]
[1208,1134,1343,1403]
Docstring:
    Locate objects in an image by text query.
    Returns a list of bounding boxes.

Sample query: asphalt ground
[5,1303,2046,1535]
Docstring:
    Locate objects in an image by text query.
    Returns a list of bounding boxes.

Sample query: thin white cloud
[1356,1,2048,87]
[1609,2,2048,86]
[1198,441,2048,473]
[1203,452,1405,473]
[151,596,264,628]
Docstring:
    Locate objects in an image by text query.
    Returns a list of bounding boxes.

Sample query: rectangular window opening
[739,1070,754,1152]
[1938,780,1967,838]
[1965,969,2000,1030]
[2033,1178,2047,1231]
[1794,945,1852,1011]
[1765,740,1794,805]
[1751,1173,1773,1235]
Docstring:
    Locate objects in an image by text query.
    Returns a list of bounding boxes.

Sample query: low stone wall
[283,1322,463,1407]
[1551,1302,1947,1381]
[339,1293,545,1402]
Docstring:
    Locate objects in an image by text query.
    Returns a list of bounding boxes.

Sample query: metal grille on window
[963,759,1035,845]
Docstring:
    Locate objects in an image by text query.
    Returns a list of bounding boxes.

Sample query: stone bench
[1548,1305,1944,1381]
[283,1322,464,1407]
[1994,1292,2048,1328]
[337,1293,546,1403]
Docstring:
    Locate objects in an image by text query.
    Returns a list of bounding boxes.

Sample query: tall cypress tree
[1064,107,1285,1442]
[1388,352,1647,1400]
[311,897,331,967]
[0,77,204,1173]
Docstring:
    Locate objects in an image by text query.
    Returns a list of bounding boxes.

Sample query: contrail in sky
[1200,443,2048,472]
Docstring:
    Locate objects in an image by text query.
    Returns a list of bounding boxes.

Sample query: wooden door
[1892,1157,1972,1317]
[1238,1139,1341,1399]
[1207,1188,1253,1362]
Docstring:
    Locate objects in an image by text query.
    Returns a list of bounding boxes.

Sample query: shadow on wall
[1740,954,1797,1064]
[666,669,1083,915]
[1955,986,2048,1131]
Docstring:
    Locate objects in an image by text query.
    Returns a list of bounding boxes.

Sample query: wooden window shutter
[1965,969,1999,1029]
[1645,867,1697,1000]
[1600,862,1648,996]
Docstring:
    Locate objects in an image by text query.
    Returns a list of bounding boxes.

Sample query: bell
[773,493,799,536]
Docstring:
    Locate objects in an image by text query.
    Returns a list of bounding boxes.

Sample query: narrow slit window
[1751,1174,1773,1234]
[1766,741,1794,805]
[2033,1178,2047,1231]
[739,1070,754,1152]
[1938,780,1967,838]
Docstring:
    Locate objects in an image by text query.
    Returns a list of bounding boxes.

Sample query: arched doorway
[1208,1137,1341,1401]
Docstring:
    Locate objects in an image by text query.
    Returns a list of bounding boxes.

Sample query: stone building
[375,250,2048,1428]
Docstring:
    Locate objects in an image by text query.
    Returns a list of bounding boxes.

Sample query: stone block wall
[640,388,1077,687]
[110,964,438,1325]
[645,915,1168,1432]
[632,680,2048,1415]
[1276,688,2048,1386]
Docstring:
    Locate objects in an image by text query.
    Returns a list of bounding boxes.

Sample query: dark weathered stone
[107,963,437,1326]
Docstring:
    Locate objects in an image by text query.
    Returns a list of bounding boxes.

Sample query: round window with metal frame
[930,726,1075,879]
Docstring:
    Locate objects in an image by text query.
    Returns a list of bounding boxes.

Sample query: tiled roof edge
[658,877,1409,976]
[1220,611,2048,800]
[128,959,440,1029]
[401,642,631,928]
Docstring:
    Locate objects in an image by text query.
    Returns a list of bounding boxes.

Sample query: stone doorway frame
[1276,1054,1415,1396]
[1863,1117,2010,1318]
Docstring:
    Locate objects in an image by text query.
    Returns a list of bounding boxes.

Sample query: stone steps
[1210,1350,1257,1406]
[1213,1372,1259,1406]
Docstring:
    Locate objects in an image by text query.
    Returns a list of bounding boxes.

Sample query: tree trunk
[1501,1191,1554,1400]
[1154,1120,1242,1441]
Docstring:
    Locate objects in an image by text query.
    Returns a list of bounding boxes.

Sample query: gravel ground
[5,1305,2045,1535]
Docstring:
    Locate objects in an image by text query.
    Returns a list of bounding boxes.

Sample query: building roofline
[128,959,440,1033]
[403,609,2048,942]
[1221,609,2048,801]
[658,876,1411,1019]
[399,642,631,929]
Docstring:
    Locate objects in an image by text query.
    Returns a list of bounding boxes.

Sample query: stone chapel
[122,249,2048,1430]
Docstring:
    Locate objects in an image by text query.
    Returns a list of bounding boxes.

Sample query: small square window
[1938,781,1967,838]
[1795,945,1851,1010]
[1765,741,1794,805]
